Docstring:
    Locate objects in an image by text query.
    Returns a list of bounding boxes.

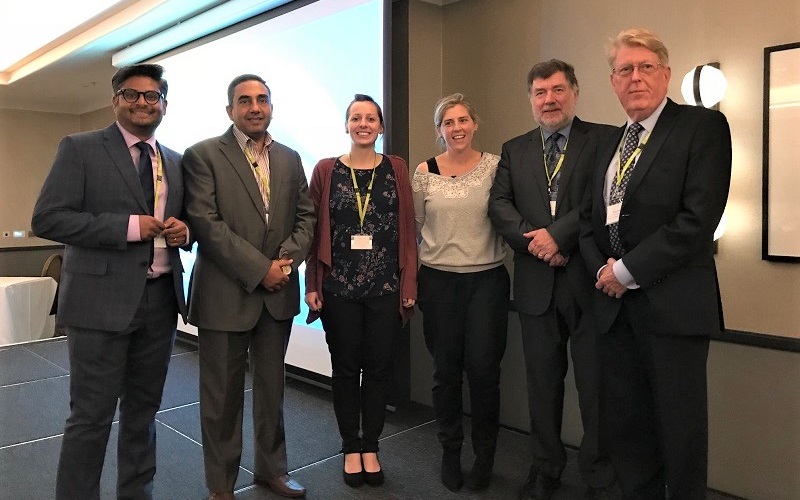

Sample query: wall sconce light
[681,62,728,109]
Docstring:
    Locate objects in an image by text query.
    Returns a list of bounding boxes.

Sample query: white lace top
[412,152,507,273]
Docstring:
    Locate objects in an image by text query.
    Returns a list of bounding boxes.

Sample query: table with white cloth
[0,276,57,345]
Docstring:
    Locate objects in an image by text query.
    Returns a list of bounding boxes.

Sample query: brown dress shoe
[208,492,235,500]
[256,474,306,498]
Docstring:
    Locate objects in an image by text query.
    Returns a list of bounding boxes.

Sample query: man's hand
[596,258,628,298]
[139,215,165,241]
[524,228,559,262]
[548,253,570,267]
[161,217,188,247]
[262,259,293,292]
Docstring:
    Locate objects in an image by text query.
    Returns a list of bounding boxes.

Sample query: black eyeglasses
[115,88,164,104]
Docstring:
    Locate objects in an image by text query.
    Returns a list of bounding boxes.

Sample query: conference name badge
[154,236,167,249]
[351,234,373,250]
[606,203,622,225]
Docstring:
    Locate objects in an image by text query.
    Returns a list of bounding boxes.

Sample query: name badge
[606,203,622,225]
[351,234,373,250]
[550,200,557,218]
[154,236,167,248]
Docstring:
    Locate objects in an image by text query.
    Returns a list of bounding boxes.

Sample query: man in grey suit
[489,60,617,500]
[183,74,315,499]
[32,63,188,500]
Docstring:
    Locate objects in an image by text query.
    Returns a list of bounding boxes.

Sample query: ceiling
[0,0,226,114]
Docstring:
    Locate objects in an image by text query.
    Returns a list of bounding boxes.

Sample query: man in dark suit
[182,74,315,500]
[579,28,731,500]
[489,60,617,500]
[32,63,189,500]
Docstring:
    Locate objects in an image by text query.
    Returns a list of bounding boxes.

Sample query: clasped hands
[595,258,628,299]
[262,258,293,292]
[524,228,569,267]
[139,215,188,247]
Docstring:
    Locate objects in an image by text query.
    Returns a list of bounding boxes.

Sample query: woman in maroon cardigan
[304,94,417,488]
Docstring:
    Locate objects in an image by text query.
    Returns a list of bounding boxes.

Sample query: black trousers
[600,293,709,500]
[417,265,509,457]
[518,271,613,487]
[56,276,177,500]
[321,291,400,454]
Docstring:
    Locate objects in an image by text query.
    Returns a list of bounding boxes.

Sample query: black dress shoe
[342,453,364,487]
[441,448,463,492]
[530,470,560,500]
[363,469,384,486]
[256,474,306,498]
[519,466,539,499]
[465,453,494,491]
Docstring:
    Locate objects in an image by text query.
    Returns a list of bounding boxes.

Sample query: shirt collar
[232,125,272,152]
[116,122,156,151]
[628,97,668,134]
[540,119,573,143]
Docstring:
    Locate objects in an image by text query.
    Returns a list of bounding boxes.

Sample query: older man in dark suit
[182,74,315,500]
[32,63,188,500]
[489,60,617,500]
[579,28,732,500]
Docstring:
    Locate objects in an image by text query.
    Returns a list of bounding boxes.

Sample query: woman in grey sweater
[412,93,510,493]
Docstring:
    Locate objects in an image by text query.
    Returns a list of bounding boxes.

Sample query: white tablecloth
[0,276,57,345]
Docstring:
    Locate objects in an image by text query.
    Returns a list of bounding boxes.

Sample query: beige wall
[406,0,799,499]
[0,110,79,232]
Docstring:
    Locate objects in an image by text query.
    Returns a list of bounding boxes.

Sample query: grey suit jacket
[31,123,188,332]
[183,126,315,331]
[489,117,615,316]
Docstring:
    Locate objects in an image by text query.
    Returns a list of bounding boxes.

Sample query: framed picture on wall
[763,42,800,262]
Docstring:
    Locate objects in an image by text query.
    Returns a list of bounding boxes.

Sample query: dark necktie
[136,142,155,215]
[136,142,155,266]
[545,132,562,205]
[608,122,643,256]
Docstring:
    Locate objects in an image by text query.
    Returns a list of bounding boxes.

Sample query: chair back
[41,254,63,317]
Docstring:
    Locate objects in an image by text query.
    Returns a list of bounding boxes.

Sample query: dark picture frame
[762,42,800,262]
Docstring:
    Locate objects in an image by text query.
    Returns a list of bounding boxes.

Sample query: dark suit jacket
[489,117,615,316]
[579,99,732,337]
[31,123,187,332]
[182,126,315,331]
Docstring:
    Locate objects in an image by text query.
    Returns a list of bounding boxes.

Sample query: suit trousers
[56,275,177,500]
[320,291,400,454]
[198,308,292,492]
[518,270,613,487]
[417,265,509,456]
[599,292,709,500]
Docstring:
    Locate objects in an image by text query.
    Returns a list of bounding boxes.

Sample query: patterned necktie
[608,122,643,256]
[545,132,562,203]
[136,142,155,215]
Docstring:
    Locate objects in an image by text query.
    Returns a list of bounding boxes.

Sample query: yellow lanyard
[615,130,651,186]
[244,146,270,202]
[540,130,568,190]
[153,147,163,214]
[349,165,376,231]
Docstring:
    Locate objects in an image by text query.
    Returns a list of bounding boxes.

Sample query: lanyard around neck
[349,164,377,231]
[152,147,164,212]
[615,130,651,186]
[244,146,270,202]
[540,130,568,189]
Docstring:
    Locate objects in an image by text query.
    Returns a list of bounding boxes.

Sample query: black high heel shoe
[343,453,364,487]
[362,452,384,486]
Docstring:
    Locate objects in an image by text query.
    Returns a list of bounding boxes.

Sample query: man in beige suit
[183,74,315,499]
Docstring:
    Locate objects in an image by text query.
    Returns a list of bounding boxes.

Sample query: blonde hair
[607,28,670,68]
[433,93,479,149]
